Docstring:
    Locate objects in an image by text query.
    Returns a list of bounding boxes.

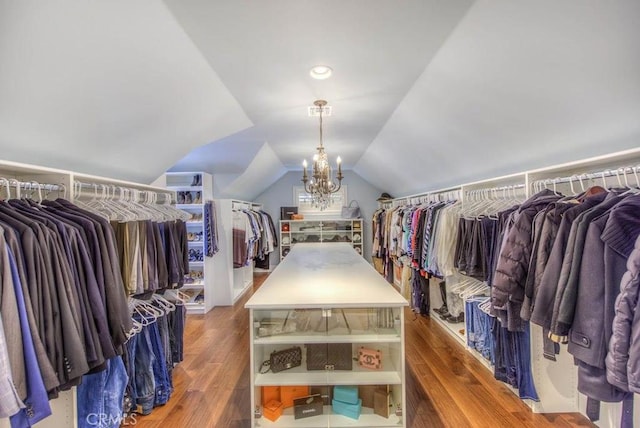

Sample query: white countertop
[245,243,408,309]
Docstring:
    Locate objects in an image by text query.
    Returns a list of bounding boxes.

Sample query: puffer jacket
[491,190,561,325]
[606,228,640,392]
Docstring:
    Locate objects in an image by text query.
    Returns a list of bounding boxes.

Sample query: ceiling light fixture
[310,65,333,80]
[302,100,343,210]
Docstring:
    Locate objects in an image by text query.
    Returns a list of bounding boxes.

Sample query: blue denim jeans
[493,319,539,401]
[77,356,129,428]
[515,323,539,401]
[157,314,173,392]
[123,334,137,414]
[169,304,185,364]
[148,320,172,406]
[134,327,156,415]
[466,299,495,364]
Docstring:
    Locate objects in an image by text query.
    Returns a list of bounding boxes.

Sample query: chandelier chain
[301,100,343,210]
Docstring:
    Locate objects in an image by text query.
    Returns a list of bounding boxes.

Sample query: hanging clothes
[203,200,219,258]
[232,208,277,268]
[0,190,189,427]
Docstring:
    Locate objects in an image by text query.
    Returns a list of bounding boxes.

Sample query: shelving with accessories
[153,171,215,314]
[246,243,408,427]
[280,218,363,260]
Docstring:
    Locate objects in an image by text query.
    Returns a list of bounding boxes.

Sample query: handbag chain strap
[259,360,271,374]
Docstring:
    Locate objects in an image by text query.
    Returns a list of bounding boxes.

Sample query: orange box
[280,385,310,408]
[261,386,281,407]
[263,400,284,422]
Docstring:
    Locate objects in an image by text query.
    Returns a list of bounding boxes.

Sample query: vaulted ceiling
[0,1,638,200]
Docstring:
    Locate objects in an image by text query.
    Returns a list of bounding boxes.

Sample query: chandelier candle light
[302,100,343,210]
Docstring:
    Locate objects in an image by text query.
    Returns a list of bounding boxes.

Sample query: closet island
[245,243,408,427]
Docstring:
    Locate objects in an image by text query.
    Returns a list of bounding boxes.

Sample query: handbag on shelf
[306,343,353,371]
[341,200,361,219]
[358,346,382,370]
[260,346,302,373]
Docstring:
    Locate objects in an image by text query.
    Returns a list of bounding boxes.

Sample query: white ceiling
[0,0,639,199]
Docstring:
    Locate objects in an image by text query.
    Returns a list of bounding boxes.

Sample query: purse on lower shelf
[261,346,302,373]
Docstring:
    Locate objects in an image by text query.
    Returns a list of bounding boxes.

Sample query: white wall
[253,170,385,268]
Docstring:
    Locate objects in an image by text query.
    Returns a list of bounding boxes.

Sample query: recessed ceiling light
[310,65,332,80]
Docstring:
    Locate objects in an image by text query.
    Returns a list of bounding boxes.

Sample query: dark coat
[606,234,640,392]
[491,189,560,330]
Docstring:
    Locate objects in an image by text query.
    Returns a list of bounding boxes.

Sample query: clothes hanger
[449,276,476,294]
[478,297,494,316]
[128,300,156,326]
[8,179,21,199]
[0,178,9,200]
[57,183,67,200]
[459,281,490,300]
[153,191,189,221]
[79,183,113,220]
[150,293,176,313]
[129,298,164,325]
[29,181,43,203]
[163,289,189,305]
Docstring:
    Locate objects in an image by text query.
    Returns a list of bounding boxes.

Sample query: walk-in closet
[1,1,638,427]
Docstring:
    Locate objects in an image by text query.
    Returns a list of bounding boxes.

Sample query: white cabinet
[246,243,408,427]
[155,171,215,314]
[280,219,363,260]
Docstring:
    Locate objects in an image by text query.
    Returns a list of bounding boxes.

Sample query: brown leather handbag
[306,343,352,371]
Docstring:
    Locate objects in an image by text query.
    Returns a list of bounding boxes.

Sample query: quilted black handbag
[260,346,302,373]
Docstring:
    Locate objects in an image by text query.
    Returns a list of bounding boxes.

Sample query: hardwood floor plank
[132,272,594,427]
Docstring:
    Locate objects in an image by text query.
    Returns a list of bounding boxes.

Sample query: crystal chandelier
[302,100,343,210]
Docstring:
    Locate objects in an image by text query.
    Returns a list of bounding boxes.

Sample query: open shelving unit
[155,171,215,314]
[280,219,363,260]
[246,243,408,427]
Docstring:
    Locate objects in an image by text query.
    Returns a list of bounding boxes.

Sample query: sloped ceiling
[212,142,288,201]
[0,1,638,198]
[0,0,251,183]
[355,0,640,196]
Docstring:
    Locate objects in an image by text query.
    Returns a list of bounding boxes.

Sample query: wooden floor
[133,272,594,427]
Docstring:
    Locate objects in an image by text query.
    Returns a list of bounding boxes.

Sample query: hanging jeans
[77,356,129,428]
[148,320,172,406]
[169,304,185,364]
[465,299,495,364]
[493,319,539,401]
[134,327,156,415]
[122,334,137,415]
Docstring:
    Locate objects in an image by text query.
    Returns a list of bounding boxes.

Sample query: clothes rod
[0,178,66,199]
[73,180,173,202]
[384,189,462,207]
[532,165,640,192]
[464,183,527,201]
